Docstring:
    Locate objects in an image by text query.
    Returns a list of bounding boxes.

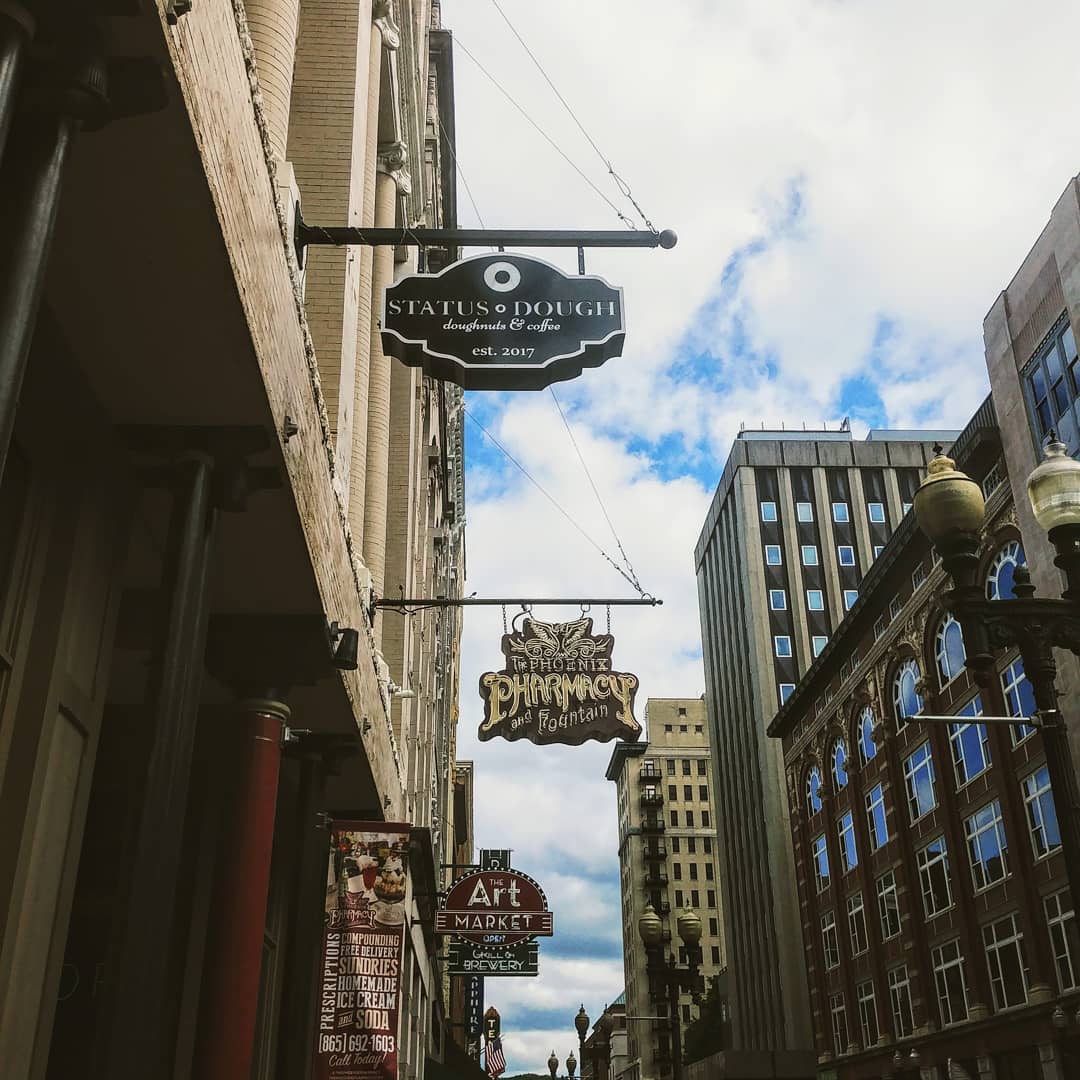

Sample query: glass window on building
[668,784,677,801]
[807,766,823,815]
[671,837,680,853]
[686,810,695,826]
[847,892,868,955]
[806,588,825,611]
[844,589,859,611]
[796,501,814,522]
[760,500,778,522]
[779,682,795,705]
[699,785,708,801]
[765,544,782,565]
[802,544,819,566]
[932,939,969,1026]
[965,799,1009,891]
[813,635,828,657]
[935,614,966,686]
[983,914,1029,1010]
[986,541,1026,601]
[711,945,721,965]
[822,911,840,969]
[813,834,830,892]
[866,783,888,851]
[912,563,927,590]
[774,635,792,658]
[689,863,699,881]
[1023,316,1080,448]
[832,502,850,523]
[829,993,848,1055]
[670,810,678,826]
[893,659,923,730]
[701,810,710,826]
[1023,766,1061,858]
[868,502,886,524]
[683,784,693,801]
[666,759,676,775]
[682,760,691,776]
[705,862,713,880]
[832,739,849,790]
[877,870,901,939]
[707,890,716,907]
[856,980,879,1048]
[1045,890,1078,992]
[1001,658,1037,743]
[917,836,953,917]
[769,588,787,610]
[837,811,858,874]
[949,698,990,786]
[858,706,877,765]
[888,966,914,1039]
[673,863,682,880]
[697,760,707,776]
[687,838,696,853]
[904,741,937,821]
[838,544,856,566]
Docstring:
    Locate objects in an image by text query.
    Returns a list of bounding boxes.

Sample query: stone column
[244,0,300,165]
[193,698,289,1080]
[362,139,410,611]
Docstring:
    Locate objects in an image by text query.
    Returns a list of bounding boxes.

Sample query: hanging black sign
[478,618,641,746]
[448,941,539,977]
[381,253,625,390]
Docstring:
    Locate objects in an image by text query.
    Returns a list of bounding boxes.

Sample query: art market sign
[478,617,641,746]
[381,253,625,390]
[435,868,553,946]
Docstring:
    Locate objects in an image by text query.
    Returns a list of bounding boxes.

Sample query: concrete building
[768,398,1079,1078]
[606,699,727,1080]
[983,174,1080,776]
[0,1,467,1078]
[693,427,954,1074]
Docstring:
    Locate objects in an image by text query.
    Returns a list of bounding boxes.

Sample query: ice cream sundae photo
[372,855,407,925]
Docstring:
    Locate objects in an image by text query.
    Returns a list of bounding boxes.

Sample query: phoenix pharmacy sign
[381,253,625,390]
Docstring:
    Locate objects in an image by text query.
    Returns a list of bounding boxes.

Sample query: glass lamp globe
[566,1051,577,1078]
[1028,437,1080,533]
[637,903,663,946]
[575,1005,590,1039]
[549,1051,559,1078]
[676,907,703,947]
[914,446,985,547]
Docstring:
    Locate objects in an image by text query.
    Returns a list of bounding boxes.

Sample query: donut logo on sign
[434,868,554,947]
[381,252,625,390]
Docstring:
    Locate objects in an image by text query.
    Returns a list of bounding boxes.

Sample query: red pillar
[194,697,289,1080]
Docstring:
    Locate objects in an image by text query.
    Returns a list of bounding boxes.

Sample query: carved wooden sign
[478,618,641,746]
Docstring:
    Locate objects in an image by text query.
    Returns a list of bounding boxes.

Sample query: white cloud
[440,0,1080,1064]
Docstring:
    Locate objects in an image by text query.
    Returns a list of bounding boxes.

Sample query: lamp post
[575,1005,590,1079]
[913,439,1080,953]
[637,903,704,1080]
[566,1050,577,1079]
[549,1050,559,1080]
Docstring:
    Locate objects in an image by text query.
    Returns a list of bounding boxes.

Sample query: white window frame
[812,833,830,893]
[806,588,825,611]
[986,540,1025,601]
[858,706,877,766]
[847,892,868,956]
[983,914,1029,1011]
[806,767,823,815]
[904,741,937,821]
[866,783,887,852]
[856,980,879,1048]
[760,500,778,522]
[1001,658,1037,744]
[911,564,926,590]
[769,589,787,611]
[832,739,849,791]
[876,870,901,940]
[837,810,858,874]
[932,939,969,1027]
[917,835,953,918]
[888,966,914,1039]
[1023,766,1061,858]
[838,544,856,566]
[779,682,795,705]
[832,501,849,523]
[774,635,792,659]
[935,613,966,686]
[796,501,814,522]
[821,910,840,969]
[829,992,848,1055]
[801,544,819,566]
[1045,890,1078,992]
[893,659,923,730]
[949,703,991,788]
[764,544,782,565]
[844,589,858,611]
[868,501,886,524]
[812,635,828,657]
[964,799,1009,891]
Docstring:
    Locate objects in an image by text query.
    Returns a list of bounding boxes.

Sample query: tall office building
[607,699,727,1080]
[693,427,954,1074]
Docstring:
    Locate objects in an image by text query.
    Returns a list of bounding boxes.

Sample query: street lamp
[914,440,1080,952]
[637,903,704,1080]
[566,1050,577,1079]
[575,1004,590,1077]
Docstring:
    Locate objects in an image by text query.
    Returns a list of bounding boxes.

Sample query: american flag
[485,1035,506,1078]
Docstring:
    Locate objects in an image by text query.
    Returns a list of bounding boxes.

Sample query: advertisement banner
[312,821,411,1080]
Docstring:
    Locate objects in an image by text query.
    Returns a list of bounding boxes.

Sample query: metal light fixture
[637,903,663,947]
[1027,436,1080,532]
[908,1048,921,1069]
[566,1051,577,1078]
[548,1050,559,1079]
[327,621,359,671]
[913,445,986,552]
[676,907,703,947]
[575,1005,590,1040]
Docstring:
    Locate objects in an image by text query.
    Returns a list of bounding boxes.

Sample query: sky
[439,0,1080,1072]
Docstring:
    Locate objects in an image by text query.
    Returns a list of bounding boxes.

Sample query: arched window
[936,614,966,685]
[807,766,823,815]
[857,706,877,766]
[893,660,923,731]
[832,739,849,790]
[986,541,1026,600]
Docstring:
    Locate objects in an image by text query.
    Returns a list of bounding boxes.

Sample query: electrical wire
[437,114,488,231]
[548,386,644,594]
[486,0,658,233]
[454,37,636,229]
[462,405,644,593]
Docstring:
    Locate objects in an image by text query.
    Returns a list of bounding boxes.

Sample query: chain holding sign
[478,616,641,746]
